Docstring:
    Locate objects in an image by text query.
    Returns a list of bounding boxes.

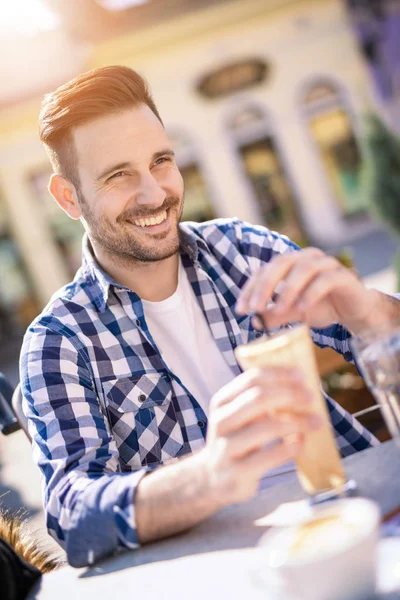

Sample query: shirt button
[229,332,236,345]
[136,318,141,328]
[138,394,146,403]
[197,420,205,429]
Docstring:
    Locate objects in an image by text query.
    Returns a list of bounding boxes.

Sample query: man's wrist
[346,290,400,335]
[135,447,229,544]
[195,447,232,511]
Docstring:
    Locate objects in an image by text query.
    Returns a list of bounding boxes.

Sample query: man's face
[73,104,184,263]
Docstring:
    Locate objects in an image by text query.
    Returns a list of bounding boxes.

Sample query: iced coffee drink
[235,324,346,495]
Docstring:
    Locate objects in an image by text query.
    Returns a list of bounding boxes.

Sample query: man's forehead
[74,105,164,145]
[73,105,168,169]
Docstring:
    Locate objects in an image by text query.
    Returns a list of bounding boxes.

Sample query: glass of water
[350,321,400,439]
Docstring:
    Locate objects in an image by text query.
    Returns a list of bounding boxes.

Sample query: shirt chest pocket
[102,373,184,469]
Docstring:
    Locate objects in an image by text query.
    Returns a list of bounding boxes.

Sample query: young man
[20,65,398,567]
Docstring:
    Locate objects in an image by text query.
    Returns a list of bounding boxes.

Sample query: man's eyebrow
[95,150,175,182]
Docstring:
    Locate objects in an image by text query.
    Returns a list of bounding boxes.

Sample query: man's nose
[135,173,166,208]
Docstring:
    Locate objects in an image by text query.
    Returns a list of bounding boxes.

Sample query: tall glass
[235,324,353,501]
[350,321,400,439]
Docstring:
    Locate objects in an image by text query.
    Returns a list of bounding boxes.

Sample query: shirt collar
[81,225,208,312]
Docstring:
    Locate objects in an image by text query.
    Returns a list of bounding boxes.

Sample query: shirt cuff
[64,468,149,567]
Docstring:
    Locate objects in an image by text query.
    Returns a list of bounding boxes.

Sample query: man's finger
[272,256,341,315]
[237,434,304,479]
[210,367,304,409]
[227,413,322,459]
[236,248,324,316]
[297,268,352,315]
[212,382,312,435]
[248,248,325,314]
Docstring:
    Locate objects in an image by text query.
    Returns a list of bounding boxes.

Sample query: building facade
[0,0,395,339]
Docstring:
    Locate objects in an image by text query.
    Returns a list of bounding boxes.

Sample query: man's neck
[91,243,180,302]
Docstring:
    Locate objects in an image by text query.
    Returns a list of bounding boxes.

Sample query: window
[168,130,216,223]
[180,164,216,222]
[0,192,39,339]
[229,105,265,131]
[303,80,366,217]
[30,169,84,278]
[229,105,306,245]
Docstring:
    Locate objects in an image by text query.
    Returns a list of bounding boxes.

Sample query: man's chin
[124,232,180,263]
[89,216,180,264]
[130,219,180,260]
[145,238,180,262]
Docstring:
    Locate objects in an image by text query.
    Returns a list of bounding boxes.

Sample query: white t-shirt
[142,259,234,413]
[142,259,296,485]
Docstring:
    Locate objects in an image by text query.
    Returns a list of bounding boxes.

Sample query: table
[28,440,400,600]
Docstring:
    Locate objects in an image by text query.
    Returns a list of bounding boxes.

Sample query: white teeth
[133,210,167,228]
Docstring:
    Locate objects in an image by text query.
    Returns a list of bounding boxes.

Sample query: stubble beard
[79,193,183,266]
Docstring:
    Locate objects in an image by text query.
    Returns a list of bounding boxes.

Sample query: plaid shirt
[20,219,378,567]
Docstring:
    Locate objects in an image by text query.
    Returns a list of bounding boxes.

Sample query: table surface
[28,439,400,600]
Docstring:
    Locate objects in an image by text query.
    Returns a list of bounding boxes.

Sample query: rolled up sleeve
[20,323,149,567]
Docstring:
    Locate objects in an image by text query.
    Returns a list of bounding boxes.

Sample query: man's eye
[107,171,126,182]
[154,156,171,166]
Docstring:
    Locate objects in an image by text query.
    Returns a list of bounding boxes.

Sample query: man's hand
[201,367,322,506]
[136,367,322,544]
[236,247,394,334]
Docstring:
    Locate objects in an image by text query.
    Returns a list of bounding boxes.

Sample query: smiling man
[20,66,400,568]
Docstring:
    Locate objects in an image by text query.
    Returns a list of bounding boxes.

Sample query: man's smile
[128,208,171,233]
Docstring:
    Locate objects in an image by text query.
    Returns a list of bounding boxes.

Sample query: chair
[0,373,21,435]
[11,383,31,442]
[0,374,31,440]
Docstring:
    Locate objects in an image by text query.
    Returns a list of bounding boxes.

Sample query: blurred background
[0,0,399,554]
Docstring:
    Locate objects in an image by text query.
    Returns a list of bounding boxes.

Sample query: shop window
[229,106,306,245]
[304,80,366,217]
[30,169,84,278]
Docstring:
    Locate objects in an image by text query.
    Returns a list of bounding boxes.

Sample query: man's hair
[39,65,163,189]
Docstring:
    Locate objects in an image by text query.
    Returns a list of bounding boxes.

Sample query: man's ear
[48,174,82,220]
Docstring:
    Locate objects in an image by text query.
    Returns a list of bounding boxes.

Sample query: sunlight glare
[0,0,59,37]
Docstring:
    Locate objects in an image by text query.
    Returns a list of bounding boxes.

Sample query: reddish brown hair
[39,65,162,188]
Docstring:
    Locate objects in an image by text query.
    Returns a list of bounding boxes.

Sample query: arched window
[229,104,306,245]
[168,130,216,223]
[303,80,366,217]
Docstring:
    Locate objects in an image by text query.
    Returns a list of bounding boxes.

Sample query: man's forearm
[135,449,224,544]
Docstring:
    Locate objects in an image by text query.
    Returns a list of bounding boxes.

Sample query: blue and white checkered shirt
[20,219,378,567]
